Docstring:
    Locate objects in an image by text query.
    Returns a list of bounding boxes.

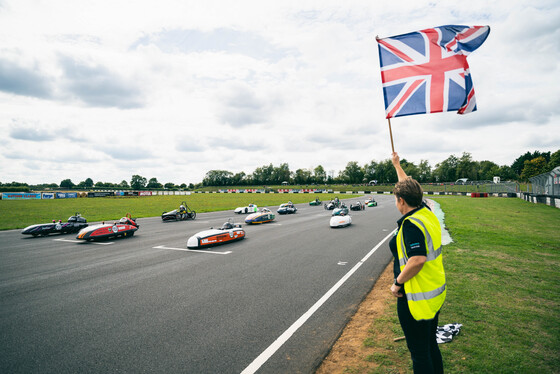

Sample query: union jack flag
[376,25,490,118]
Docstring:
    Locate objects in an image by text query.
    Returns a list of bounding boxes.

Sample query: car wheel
[190,211,197,220]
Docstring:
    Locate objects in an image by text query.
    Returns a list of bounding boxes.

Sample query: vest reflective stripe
[396,207,446,320]
[406,283,446,302]
[398,216,442,267]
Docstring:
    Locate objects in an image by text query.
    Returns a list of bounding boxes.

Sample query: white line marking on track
[240,229,397,374]
[53,238,114,245]
[153,245,232,255]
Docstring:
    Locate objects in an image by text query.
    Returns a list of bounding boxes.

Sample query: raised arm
[392,152,408,182]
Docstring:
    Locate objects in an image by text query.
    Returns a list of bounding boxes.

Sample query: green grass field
[435,197,560,373]
[0,193,354,230]
[358,197,560,374]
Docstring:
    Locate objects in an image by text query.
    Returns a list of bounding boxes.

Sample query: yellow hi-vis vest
[397,207,446,321]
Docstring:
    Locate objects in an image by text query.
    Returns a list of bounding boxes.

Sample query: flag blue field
[377,25,490,118]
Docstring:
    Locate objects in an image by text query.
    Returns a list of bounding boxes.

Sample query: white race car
[187,219,245,248]
[329,212,352,228]
[234,204,258,214]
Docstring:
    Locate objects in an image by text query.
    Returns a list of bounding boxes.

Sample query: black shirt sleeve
[402,220,427,258]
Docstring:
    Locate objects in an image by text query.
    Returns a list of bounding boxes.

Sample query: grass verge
[320,197,560,373]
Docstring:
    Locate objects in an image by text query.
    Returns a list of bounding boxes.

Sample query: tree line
[1,149,558,192]
[201,150,559,186]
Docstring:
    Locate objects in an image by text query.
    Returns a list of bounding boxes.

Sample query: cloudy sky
[1,0,558,186]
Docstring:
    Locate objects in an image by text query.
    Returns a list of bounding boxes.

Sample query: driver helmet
[180,205,186,211]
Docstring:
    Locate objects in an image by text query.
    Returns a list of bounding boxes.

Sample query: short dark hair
[393,177,423,208]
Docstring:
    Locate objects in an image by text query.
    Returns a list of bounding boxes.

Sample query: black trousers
[397,296,443,374]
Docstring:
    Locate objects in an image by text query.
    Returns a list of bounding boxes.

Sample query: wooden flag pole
[387,118,395,153]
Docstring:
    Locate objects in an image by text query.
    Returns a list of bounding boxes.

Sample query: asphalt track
[0,196,401,374]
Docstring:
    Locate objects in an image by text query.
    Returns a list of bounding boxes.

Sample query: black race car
[22,213,88,237]
[350,201,365,211]
[162,201,196,221]
[277,202,297,214]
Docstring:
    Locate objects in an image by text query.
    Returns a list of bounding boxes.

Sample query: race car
[329,211,352,228]
[277,202,297,214]
[187,219,245,249]
[309,198,322,206]
[22,213,88,237]
[235,204,258,214]
[350,201,365,211]
[76,213,138,241]
[162,201,196,221]
[245,208,275,224]
[324,198,341,210]
[332,203,349,216]
[365,196,378,207]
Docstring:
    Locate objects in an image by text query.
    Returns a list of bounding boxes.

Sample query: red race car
[76,213,138,241]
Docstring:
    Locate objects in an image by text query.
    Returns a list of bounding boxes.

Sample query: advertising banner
[56,192,78,199]
[2,192,42,200]
[138,191,152,196]
[86,192,114,198]
[41,192,55,199]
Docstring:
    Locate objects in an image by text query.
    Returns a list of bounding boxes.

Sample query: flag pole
[387,118,395,153]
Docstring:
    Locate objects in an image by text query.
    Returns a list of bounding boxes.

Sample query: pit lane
[0,195,400,374]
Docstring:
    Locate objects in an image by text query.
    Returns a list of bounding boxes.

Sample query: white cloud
[0,0,559,185]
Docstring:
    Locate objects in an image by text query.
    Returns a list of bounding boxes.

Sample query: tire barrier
[471,192,489,198]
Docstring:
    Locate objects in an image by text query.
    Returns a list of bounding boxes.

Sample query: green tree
[477,160,499,181]
[341,161,364,184]
[313,165,327,184]
[363,161,378,183]
[130,175,147,189]
[232,172,247,186]
[164,182,175,189]
[146,178,162,189]
[84,178,94,188]
[272,163,291,185]
[548,149,560,170]
[433,155,458,182]
[520,157,548,181]
[60,179,74,189]
[497,165,516,181]
[417,160,432,183]
[511,151,551,177]
[251,164,274,185]
[400,158,420,181]
[457,152,478,180]
[368,159,396,184]
[203,170,233,186]
[119,180,129,188]
[293,168,312,184]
